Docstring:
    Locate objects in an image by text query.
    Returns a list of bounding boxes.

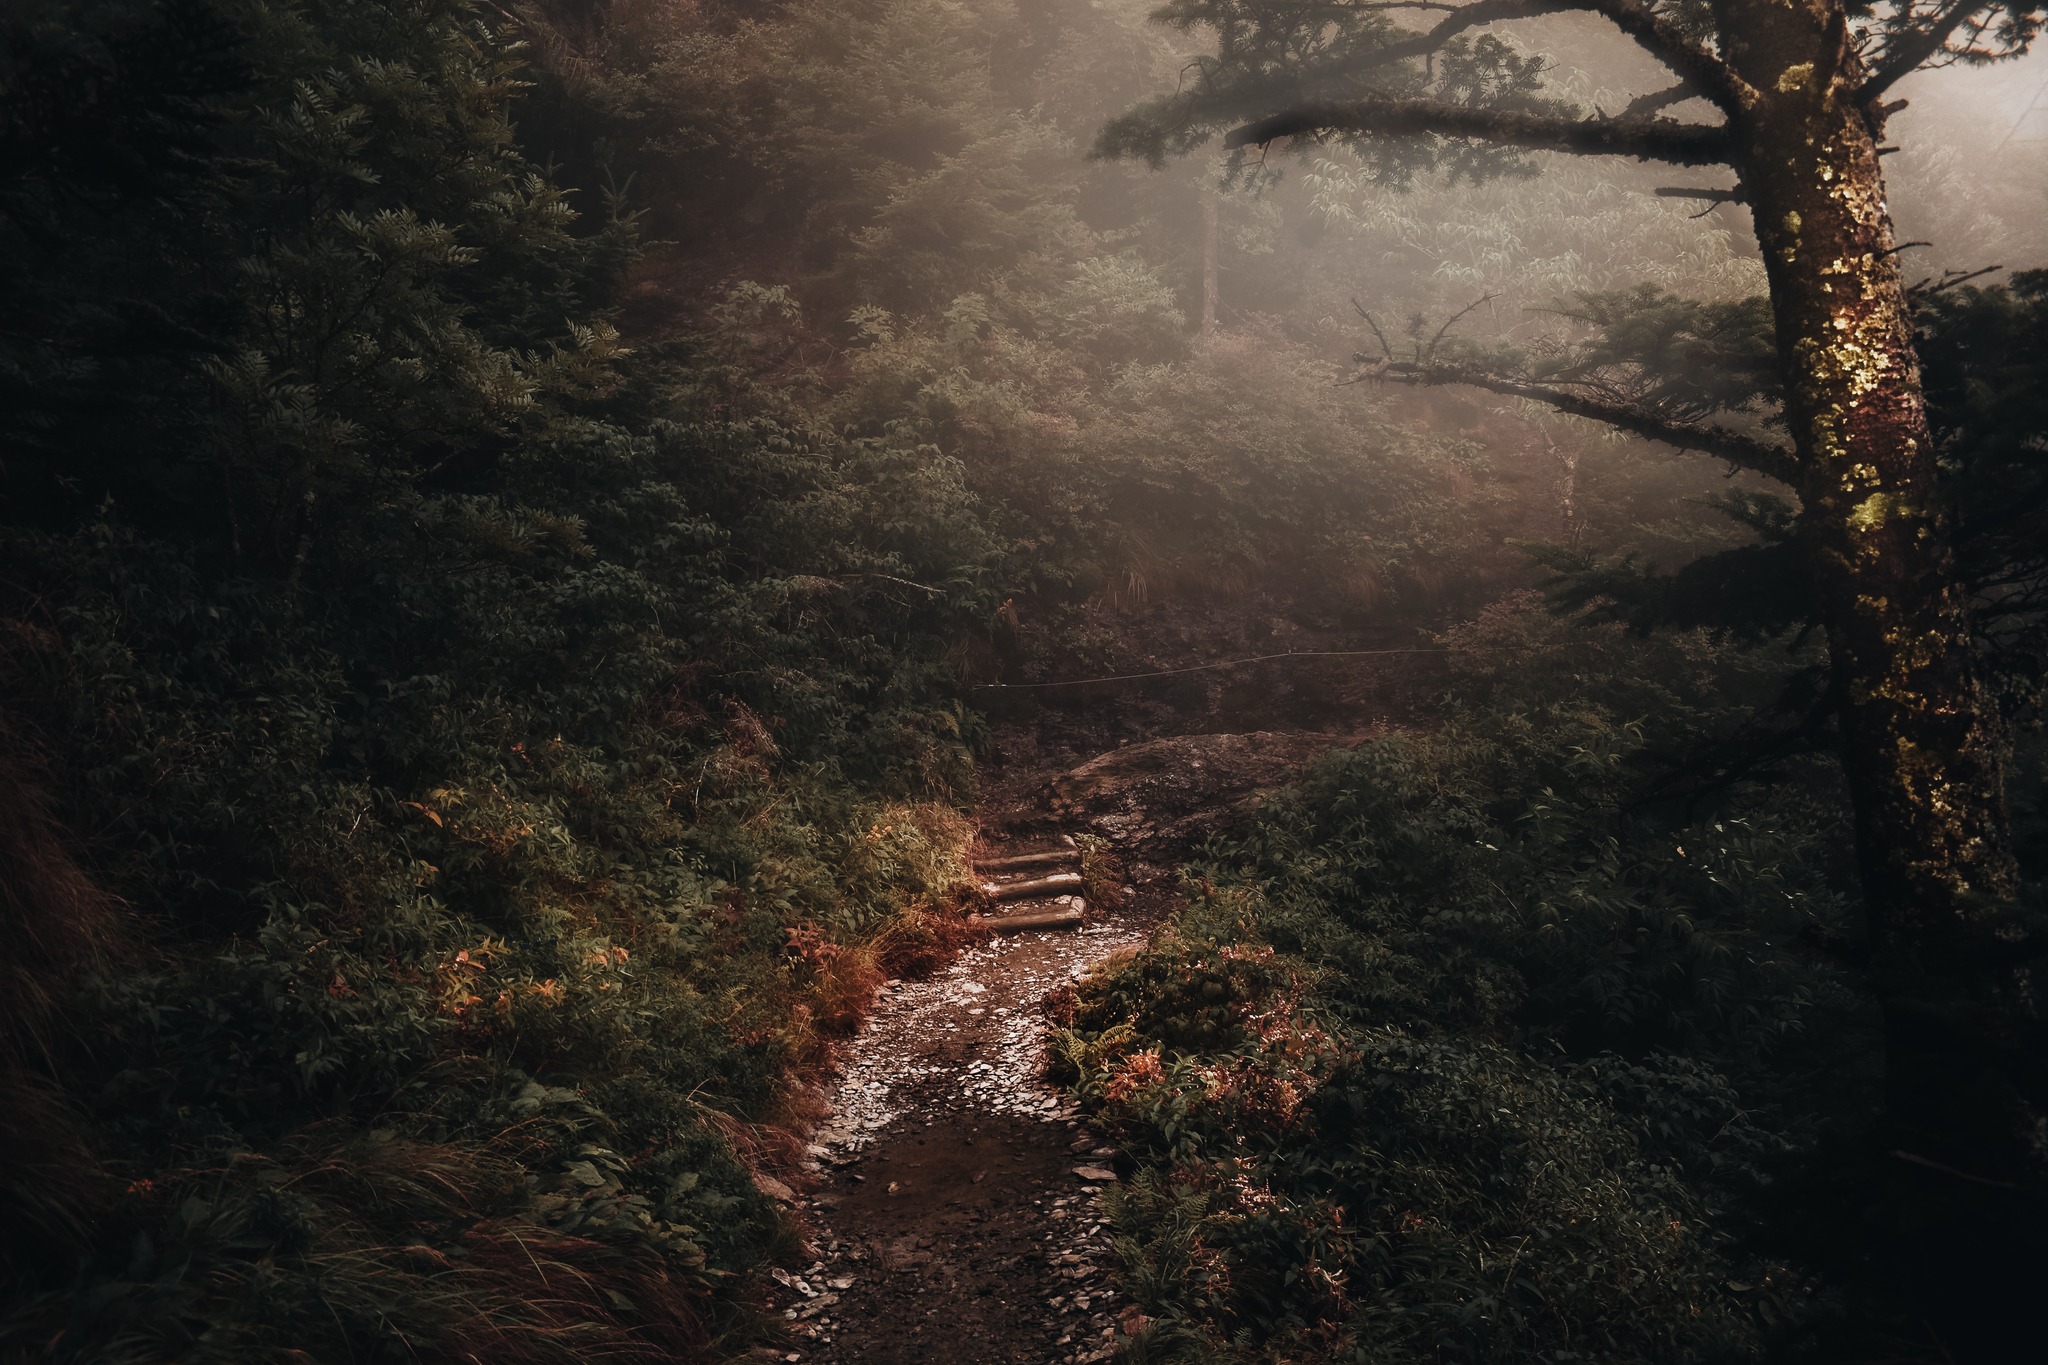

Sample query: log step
[974,903,1085,934]
[981,871,1083,901]
[974,849,1080,873]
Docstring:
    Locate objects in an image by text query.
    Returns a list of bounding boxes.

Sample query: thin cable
[972,647,1452,690]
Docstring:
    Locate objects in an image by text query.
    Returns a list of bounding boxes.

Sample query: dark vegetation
[2,1,2045,1362]
[1060,2,2048,1362]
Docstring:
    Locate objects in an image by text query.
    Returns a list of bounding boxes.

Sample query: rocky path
[768,828,1163,1365]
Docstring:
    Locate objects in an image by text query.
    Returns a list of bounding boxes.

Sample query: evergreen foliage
[1529,276,2048,709]
[2,0,999,1356]
[5,0,2045,1361]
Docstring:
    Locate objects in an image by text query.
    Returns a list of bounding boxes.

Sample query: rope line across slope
[971,647,1454,690]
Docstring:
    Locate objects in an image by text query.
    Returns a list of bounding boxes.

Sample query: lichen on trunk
[1728,0,2023,1184]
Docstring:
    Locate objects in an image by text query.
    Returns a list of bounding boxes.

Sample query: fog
[6,3,2046,1362]
[1890,50,2048,272]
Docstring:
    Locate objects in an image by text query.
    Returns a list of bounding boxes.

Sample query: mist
[3,4,2045,1364]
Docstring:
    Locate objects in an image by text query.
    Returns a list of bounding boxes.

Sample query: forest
[2,1,2046,1362]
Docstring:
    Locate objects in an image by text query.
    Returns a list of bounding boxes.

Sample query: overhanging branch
[1327,2,1750,115]
[1381,363,1800,484]
[1323,0,1579,82]
[1224,96,1734,166]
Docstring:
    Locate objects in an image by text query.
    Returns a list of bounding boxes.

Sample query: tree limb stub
[1654,185,1746,205]
[1223,97,1734,166]
[1382,363,1799,484]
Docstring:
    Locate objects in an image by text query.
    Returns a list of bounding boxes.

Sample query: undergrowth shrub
[0,1,995,1358]
[1053,597,1865,1363]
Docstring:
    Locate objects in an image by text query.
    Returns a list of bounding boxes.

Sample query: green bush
[1,1,994,1358]
[1054,598,1865,1363]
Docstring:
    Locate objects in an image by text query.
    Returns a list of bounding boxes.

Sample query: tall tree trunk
[1734,3,2015,934]
[1200,193,1219,335]
[1726,3,2037,1342]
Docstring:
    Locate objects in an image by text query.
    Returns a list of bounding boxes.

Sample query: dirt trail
[762,747,1297,1363]
[763,736,1187,1364]
[765,631,1439,1363]
[775,882,1152,1365]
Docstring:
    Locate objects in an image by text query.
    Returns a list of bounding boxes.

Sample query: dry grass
[0,713,131,1281]
[690,799,982,1241]
[1077,834,1125,911]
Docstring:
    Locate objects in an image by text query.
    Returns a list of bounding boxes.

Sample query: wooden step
[973,903,1085,934]
[974,849,1080,873]
[981,871,1083,901]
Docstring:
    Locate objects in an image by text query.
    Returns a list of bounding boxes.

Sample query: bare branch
[1907,264,2004,300]
[1862,2,1998,102]
[1352,298,1397,360]
[1621,82,1700,119]
[1224,95,1734,165]
[1654,185,1746,204]
[1426,292,1499,360]
[1381,363,1800,484]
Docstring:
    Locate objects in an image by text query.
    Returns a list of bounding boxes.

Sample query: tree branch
[1322,2,1749,114]
[1621,81,1701,119]
[1224,95,1734,165]
[1381,363,1800,483]
[1426,292,1499,360]
[1582,0,1758,115]
[1655,184,1746,217]
[1862,1,1997,102]
[1352,298,1397,360]
[1322,0,1580,82]
[1907,264,2005,300]
[1655,185,1746,204]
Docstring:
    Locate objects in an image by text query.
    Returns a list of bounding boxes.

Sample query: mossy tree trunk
[1725,0,2022,1179]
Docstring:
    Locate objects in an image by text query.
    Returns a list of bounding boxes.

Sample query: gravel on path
[766,847,1161,1365]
